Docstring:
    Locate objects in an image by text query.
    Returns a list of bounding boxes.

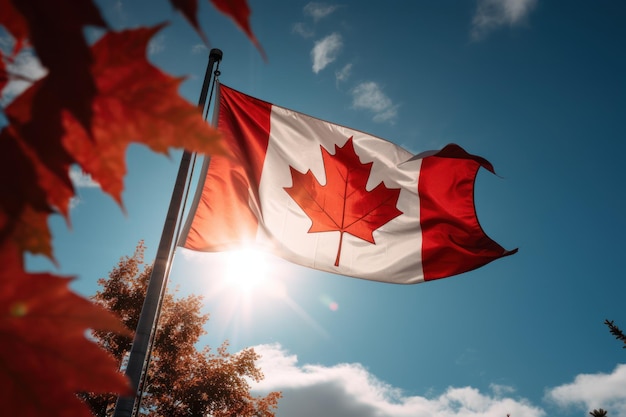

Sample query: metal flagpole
[112,48,223,417]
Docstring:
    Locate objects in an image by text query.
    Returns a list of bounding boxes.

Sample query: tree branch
[605,319,626,349]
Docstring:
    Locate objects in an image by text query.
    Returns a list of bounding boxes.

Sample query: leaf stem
[335,232,344,266]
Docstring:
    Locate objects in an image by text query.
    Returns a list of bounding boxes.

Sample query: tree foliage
[83,242,281,417]
[590,409,608,417]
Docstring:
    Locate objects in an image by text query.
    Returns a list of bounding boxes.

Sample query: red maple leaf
[0,246,131,417]
[1,1,108,203]
[0,127,56,258]
[210,0,266,60]
[61,25,224,205]
[169,0,208,44]
[0,1,265,416]
[0,50,7,93]
[167,0,265,60]
[7,0,107,132]
[284,137,403,267]
[0,25,224,258]
[0,0,29,56]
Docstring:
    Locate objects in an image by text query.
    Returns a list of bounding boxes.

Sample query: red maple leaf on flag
[285,137,403,267]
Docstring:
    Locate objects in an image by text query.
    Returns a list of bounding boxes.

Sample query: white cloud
[68,196,82,210]
[1,46,47,102]
[350,81,399,123]
[335,63,352,84]
[191,43,207,55]
[250,343,545,417]
[471,0,538,40]
[304,2,341,22]
[148,35,166,55]
[69,166,100,188]
[311,33,342,73]
[292,22,315,38]
[490,383,516,397]
[546,364,626,417]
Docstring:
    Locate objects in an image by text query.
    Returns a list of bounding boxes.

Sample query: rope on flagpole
[112,48,223,417]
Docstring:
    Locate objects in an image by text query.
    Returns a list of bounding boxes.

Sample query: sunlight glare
[223,248,269,294]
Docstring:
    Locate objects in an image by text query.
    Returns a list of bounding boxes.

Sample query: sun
[222,247,270,294]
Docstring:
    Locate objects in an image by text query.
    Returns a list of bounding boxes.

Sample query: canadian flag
[180,84,516,284]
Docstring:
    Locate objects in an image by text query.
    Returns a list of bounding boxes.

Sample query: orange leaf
[284,137,403,267]
[0,251,131,417]
[210,0,266,60]
[62,25,224,204]
[10,205,54,260]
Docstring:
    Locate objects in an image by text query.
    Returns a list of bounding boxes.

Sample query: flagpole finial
[210,48,223,62]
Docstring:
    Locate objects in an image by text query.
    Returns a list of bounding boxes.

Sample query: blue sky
[7,0,625,416]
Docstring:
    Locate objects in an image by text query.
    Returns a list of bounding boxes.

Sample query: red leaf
[210,0,266,60]
[9,0,107,131]
[1,25,223,257]
[61,25,224,204]
[0,50,7,93]
[0,128,57,258]
[0,111,74,259]
[10,205,54,260]
[4,78,77,218]
[1,0,108,224]
[285,137,403,266]
[0,250,131,417]
[169,0,209,44]
[0,0,29,54]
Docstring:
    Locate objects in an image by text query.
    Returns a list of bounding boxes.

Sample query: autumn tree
[82,242,281,417]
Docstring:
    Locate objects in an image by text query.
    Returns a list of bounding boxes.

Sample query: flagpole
[112,48,223,417]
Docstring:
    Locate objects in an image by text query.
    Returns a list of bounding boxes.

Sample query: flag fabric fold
[180,83,516,284]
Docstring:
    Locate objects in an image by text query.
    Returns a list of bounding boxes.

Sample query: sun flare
[223,248,269,294]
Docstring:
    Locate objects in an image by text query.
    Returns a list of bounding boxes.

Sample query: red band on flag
[182,85,271,250]
[419,145,517,280]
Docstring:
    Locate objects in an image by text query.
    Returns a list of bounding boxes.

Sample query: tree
[590,409,608,417]
[605,319,626,349]
[82,242,281,417]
